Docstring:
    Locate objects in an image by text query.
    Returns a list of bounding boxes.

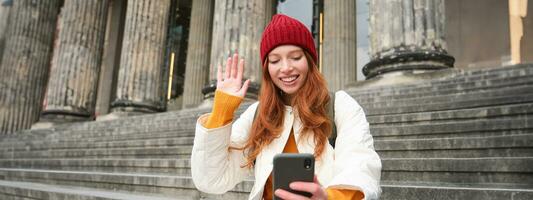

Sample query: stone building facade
[0,1,531,199]
[0,0,532,134]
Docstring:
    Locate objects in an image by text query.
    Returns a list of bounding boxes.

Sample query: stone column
[40,0,108,123]
[363,0,454,79]
[204,0,268,100]
[181,0,214,109]
[111,0,170,113]
[322,0,357,91]
[0,0,60,134]
[265,0,276,26]
[95,0,126,118]
[0,0,12,64]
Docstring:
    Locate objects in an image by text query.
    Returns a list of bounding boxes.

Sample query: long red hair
[240,50,332,168]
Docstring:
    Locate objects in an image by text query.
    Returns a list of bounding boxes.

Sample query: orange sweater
[203,90,364,200]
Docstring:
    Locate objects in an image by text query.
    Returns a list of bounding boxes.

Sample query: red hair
[239,51,332,168]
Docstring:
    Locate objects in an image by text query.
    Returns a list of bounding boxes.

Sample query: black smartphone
[272,153,315,200]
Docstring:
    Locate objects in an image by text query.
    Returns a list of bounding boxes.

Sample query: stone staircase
[0,64,532,199]
[349,64,533,199]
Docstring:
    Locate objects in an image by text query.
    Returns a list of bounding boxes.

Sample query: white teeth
[281,76,298,82]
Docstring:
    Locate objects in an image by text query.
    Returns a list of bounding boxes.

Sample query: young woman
[191,14,381,200]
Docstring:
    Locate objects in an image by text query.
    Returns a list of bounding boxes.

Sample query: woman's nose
[280,60,292,73]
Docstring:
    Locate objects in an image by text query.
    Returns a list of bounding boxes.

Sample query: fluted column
[40,0,108,122]
[204,0,269,100]
[111,0,170,113]
[0,0,60,134]
[0,1,11,64]
[322,0,357,91]
[363,0,454,79]
[181,0,214,109]
[95,0,126,117]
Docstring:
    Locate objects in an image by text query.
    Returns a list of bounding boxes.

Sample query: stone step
[0,128,195,146]
[349,70,533,103]
[355,71,533,103]
[0,168,252,199]
[349,64,533,97]
[0,146,193,159]
[0,136,194,152]
[375,134,533,158]
[0,126,190,144]
[43,105,232,133]
[0,180,185,200]
[46,125,191,139]
[382,157,533,186]
[367,103,533,124]
[0,159,191,175]
[0,103,253,143]
[362,85,533,115]
[0,112,200,142]
[10,96,530,146]
[381,182,533,200]
[366,97,533,119]
[2,133,529,163]
[371,116,533,139]
[61,129,194,142]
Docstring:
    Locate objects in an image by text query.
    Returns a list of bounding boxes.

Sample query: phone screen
[272,153,315,200]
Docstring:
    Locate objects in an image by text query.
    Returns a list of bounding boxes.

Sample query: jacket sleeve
[190,102,259,194]
[329,91,382,200]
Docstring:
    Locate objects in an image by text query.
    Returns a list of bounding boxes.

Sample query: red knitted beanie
[260,14,317,64]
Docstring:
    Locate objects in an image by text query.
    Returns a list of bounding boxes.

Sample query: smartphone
[272,153,315,200]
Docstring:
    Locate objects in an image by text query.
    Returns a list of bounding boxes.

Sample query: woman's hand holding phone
[274,176,328,200]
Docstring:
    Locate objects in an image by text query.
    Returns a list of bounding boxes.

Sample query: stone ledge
[368,103,533,124]
[0,159,191,175]
[0,146,193,159]
[381,182,533,200]
[0,168,253,196]
[348,64,533,95]
[0,180,183,200]
[382,157,533,172]
[354,73,533,103]
[371,117,533,137]
[362,86,533,114]
[0,136,194,151]
[375,134,533,151]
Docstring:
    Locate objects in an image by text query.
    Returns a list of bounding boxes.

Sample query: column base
[39,109,93,122]
[348,68,456,89]
[33,110,93,129]
[110,99,164,113]
[363,51,455,79]
[95,111,148,121]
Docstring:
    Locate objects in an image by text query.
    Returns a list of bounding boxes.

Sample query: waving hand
[217,53,251,98]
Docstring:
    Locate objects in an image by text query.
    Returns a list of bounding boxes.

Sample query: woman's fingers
[231,53,239,78]
[217,51,248,97]
[225,56,232,79]
[274,189,309,200]
[239,79,250,97]
[290,182,322,195]
[237,58,244,81]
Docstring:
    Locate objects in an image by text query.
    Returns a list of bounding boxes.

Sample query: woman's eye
[292,56,302,61]
[269,59,279,64]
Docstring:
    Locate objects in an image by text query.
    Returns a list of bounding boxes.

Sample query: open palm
[216,53,251,98]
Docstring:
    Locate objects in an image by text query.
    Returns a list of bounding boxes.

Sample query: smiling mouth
[280,75,299,83]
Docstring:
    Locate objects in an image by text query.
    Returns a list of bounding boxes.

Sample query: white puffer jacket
[191,91,382,200]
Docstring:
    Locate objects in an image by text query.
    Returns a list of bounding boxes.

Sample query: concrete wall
[522,1,533,63]
[446,0,511,68]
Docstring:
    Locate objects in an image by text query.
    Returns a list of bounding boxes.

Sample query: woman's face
[267,45,309,96]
